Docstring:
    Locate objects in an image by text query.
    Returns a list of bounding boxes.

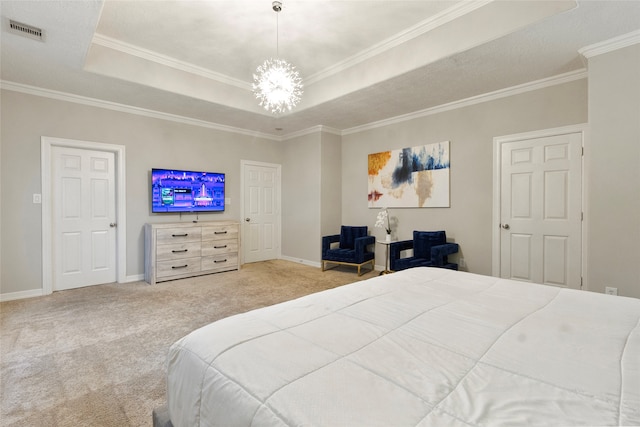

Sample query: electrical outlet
[459,258,466,270]
[225,197,231,205]
[33,193,42,204]
[605,287,618,296]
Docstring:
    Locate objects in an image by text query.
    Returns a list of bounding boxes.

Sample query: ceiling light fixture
[252,1,303,115]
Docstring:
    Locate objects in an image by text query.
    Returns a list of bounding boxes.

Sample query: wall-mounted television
[151,168,225,213]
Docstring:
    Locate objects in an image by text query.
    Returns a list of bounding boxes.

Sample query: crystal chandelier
[252,1,303,114]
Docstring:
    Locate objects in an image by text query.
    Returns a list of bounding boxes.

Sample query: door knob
[245,218,250,222]
[501,223,510,230]
[110,223,117,228]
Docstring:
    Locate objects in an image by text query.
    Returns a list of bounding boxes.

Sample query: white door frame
[240,159,282,265]
[492,124,588,287]
[41,136,127,294]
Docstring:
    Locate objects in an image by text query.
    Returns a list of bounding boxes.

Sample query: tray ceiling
[2,1,639,137]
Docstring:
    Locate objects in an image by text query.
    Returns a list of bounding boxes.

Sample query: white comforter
[166,267,640,426]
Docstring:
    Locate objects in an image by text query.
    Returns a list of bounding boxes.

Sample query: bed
[164,267,640,426]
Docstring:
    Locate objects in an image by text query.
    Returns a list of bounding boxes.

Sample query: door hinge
[581,212,584,221]
[580,277,583,289]
[581,146,584,156]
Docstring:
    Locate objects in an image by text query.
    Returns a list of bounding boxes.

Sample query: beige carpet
[0,260,377,426]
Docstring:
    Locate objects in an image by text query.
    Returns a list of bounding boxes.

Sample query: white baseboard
[0,288,44,302]
[125,274,145,283]
[279,255,321,268]
[1,275,146,302]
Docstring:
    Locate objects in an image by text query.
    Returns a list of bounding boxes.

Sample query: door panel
[62,176,82,218]
[543,235,567,286]
[62,232,82,274]
[500,132,582,289]
[92,230,110,270]
[544,170,568,219]
[510,233,532,281]
[511,173,532,218]
[91,178,110,217]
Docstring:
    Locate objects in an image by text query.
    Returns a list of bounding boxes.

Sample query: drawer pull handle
[172,264,188,269]
[214,259,227,263]
[214,231,228,235]
[214,245,227,249]
[172,249,188,253]
[172,233,188,237]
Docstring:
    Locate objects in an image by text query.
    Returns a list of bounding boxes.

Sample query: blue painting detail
[391,145,450,188]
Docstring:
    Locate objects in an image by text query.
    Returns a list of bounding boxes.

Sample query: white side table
[376,239,395,275]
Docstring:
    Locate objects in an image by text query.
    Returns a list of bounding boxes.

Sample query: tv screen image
[151,168,225,213]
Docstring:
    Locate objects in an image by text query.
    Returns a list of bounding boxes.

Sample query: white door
[500,132,582,288]
[52,146,117,290]
[242,161,280,263]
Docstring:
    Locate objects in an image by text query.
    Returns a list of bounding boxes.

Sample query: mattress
[166,267,640,426]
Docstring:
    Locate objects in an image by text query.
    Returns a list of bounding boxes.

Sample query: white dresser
[144,220,239,284]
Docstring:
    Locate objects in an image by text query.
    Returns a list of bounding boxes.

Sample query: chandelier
[252,1,303,114]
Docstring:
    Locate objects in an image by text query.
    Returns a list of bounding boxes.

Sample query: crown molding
[91,34,252,90]
[579,29,640,59]
[2,68,588,142]
[281,125,341,141]
[0,80,279,141]
[342,68,588,135]
[305,0,492,85]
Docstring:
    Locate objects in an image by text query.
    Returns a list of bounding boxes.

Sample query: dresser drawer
[156,257,201,278]
[157,227,202,244]
[201,238,238,257]
[157,242,202,261]
[202,224,238,241]
[202,254,238,272]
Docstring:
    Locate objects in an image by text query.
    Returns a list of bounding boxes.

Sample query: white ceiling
[2,0,640,138]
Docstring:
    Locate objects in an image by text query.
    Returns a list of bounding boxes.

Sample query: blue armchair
[389,231,459,271]
[322,226,375,276]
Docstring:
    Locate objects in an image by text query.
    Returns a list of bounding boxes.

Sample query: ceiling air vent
[8,19,43,41]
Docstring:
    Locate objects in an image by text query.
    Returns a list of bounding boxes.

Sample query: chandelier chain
[252,0,303,115]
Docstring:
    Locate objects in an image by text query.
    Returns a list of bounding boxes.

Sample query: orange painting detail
[368,151,391,176]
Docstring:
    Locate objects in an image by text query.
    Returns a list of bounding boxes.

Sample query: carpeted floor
[0,260,377,426]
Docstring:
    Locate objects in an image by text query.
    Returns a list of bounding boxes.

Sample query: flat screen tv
[151,168,225,213]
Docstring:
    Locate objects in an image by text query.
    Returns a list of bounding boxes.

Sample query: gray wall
[341,79,588,276]
[2,44,639,299]
[281,132,321,263]
[586,44,640,298]
[320,132,342,246]
[280,130,341,265]
[0,90,282,294]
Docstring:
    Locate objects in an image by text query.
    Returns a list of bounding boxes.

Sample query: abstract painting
[368,141,450,208]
